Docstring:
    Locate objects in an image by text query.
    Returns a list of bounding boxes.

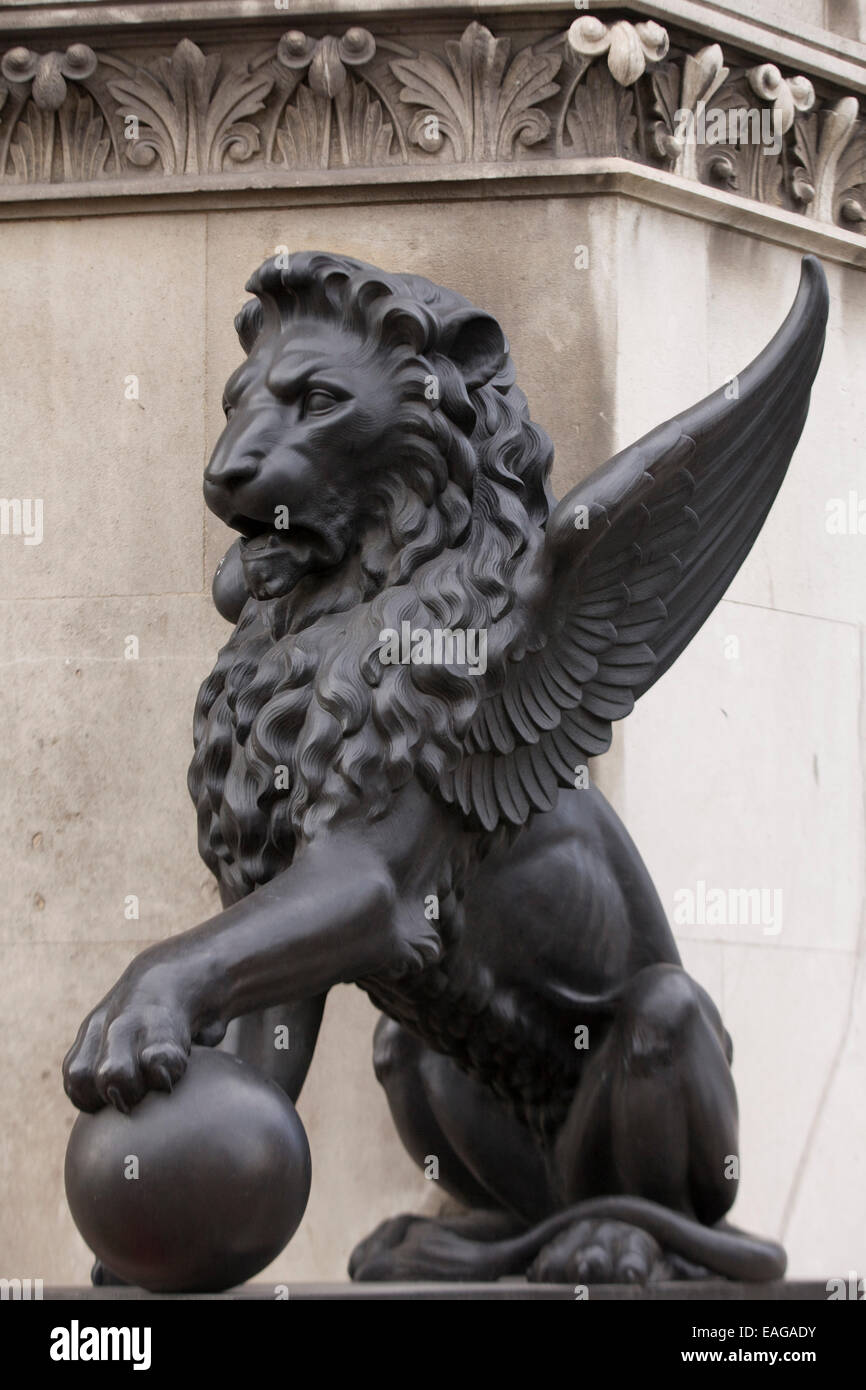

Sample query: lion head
[188,252,555,899]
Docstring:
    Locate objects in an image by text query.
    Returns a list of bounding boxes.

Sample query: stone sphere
[65,1047,311,1292]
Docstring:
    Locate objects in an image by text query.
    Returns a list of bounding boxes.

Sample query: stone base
[43,1280,829,1301]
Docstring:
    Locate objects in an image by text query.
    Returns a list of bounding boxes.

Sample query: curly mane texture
[188,252,555,899]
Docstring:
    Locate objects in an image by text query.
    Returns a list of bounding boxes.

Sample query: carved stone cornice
[0,10,863,239]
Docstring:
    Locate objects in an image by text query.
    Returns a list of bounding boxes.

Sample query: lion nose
[204,452,261,487]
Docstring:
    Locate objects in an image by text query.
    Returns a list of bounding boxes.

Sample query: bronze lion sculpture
[64,250,828,1285]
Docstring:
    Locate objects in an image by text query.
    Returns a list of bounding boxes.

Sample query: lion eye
[304,389,339,416]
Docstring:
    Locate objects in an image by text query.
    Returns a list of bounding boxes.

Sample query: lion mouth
[230,513,333,559]
[231,515,345,598]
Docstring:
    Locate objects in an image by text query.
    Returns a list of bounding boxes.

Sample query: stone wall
[0,1,864,1288]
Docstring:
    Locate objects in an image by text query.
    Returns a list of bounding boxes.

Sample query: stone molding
[0,9,863,238]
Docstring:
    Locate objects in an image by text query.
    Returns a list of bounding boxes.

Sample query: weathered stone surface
[0,596,225,946]
[0,214,207,599]
[625,599,862,955]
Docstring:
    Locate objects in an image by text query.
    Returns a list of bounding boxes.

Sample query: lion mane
[188,252,555,901]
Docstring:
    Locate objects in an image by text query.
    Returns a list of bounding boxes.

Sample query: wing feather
[437,256,829,829]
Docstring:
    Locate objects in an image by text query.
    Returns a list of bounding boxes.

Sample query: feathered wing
[439,255,829,831]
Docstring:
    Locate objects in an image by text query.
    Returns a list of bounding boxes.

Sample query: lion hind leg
[349,1015,560,1281]
[371,1014,553,1219]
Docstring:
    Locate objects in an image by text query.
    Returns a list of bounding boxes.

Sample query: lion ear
[235,299,263,355]
[440,310,509,390]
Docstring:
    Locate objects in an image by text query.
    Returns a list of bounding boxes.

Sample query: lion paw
[63,988,197,1114]
[349,1214,501,1282]
[349,1215,456,1281]
[528,1218,664,1285]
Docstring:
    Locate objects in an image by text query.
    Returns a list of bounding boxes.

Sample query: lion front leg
[63,789,449,1114]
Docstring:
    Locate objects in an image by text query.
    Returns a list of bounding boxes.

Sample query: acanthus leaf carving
[0,42,112,182]
[273,28,397,170]
[335,75,397,169]
[651,59,685,160]
[391,21,560,162]
[8,91,110,184]
[792,96,865,225]
[106,38,273,175]
[565,63,637,159]
[652,45,729,184]
[275,82,331,170]
[834,123,866,227]
[673,61,812,209]
[722,132,784,207]
[8,103,54,182]
[57,91,111,182]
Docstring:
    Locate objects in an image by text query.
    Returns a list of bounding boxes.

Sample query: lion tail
[440,1197,786,1284]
